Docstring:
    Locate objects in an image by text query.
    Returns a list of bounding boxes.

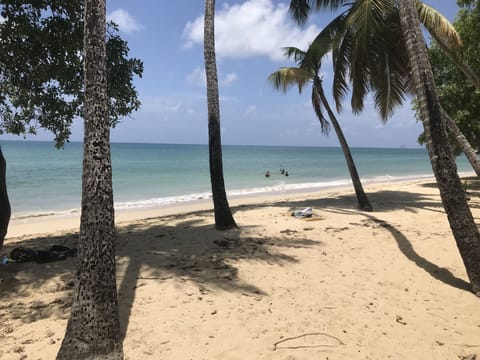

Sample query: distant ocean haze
[2,140,471,218]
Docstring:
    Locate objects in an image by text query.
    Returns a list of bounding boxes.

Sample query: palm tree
[204,0,237,230]
[292,0,480,176]
[289,0,480,295]
[0,145,10,249]
[57,0,124,358]
[397,0,480,296]
[269,46,372,211]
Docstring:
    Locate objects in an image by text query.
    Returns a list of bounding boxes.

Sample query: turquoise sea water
[2,140,471,218]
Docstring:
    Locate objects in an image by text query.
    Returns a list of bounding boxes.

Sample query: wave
[11,173,442,220]
[12,208,80,220]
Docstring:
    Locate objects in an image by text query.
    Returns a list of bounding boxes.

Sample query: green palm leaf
[283,47,307,64]
[290,0,463,121]
[301,11,348,71]
[347,0,394,40]
[312,82,331,134]
[332,30,353,112]
[268,67,311,94]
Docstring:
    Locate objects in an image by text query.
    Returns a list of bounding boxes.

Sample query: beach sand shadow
[1,183,477,344]
[356,211,470,292]
[232,189,446,215]
[0,214,319,341]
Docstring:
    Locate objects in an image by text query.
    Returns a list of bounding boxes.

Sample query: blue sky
[7,0,462,148]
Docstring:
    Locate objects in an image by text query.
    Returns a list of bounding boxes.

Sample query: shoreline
[7,173,451,239]
[10,173,441,219]
[5,176,424,239]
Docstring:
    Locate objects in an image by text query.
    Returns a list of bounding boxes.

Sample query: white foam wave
[11,173,437,220]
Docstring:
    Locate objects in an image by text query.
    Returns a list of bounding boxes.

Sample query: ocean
[2,140,471,218]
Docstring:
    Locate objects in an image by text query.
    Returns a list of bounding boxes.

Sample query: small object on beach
[9,245,77,263]
[1,255,15,264]
[291,207,313,218]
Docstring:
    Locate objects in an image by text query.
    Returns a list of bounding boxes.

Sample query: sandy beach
[1,178,479,359]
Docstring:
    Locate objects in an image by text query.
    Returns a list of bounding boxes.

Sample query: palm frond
[332,30,353,113]
[417,1,463,52]
[301,10,349,71]
[312,83,331,135]
[282,47,307,63]
[372,73,407,120]
[288,0,351,24]
[313,0,352,11]
[268,67,310,94]
[349,28,371,114]
[365,9,410,119]
[347,0,395,40]
[289,0,313,25]
[369,52,408,120]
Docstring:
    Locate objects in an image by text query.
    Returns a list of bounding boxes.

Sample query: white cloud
[183,0,320,61]
[245,105,256,115]
[221,73,238,86]
[186,67,207,87]
[186,67,239,88]
[107,9,143,34]
[141,96,182,115]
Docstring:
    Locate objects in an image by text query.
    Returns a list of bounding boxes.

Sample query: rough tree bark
[56,0,123,358]
[398,0,480,296]
[443,109,480,177]
[314,77,372,211]
[204,0,237,230]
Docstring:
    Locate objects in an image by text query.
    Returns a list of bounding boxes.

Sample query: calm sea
[2,140,471,218]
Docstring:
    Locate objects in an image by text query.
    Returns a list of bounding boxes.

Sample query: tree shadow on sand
[329,208,470,293]
[230,186,473,294]
[0,211,320,341]
[1,183,477,341]
[234,188,446,215]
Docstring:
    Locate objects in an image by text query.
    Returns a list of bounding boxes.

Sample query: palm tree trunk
[432,33,480,91]
[0,145,10,249]
[398,0,480,296]
[204,0,237,230]
[443,109,480,176]
[428,29,480,176]
[314,79,372,211]
[57,0,123,358]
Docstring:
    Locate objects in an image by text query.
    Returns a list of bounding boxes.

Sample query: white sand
[1,178,479,359]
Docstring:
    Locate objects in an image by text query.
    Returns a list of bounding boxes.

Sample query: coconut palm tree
[204,0,237,230]
[397,0,480,296]
[291,0,480,176]
[269,46,372,211]
[57,0,124,358]
[289,0,480,295]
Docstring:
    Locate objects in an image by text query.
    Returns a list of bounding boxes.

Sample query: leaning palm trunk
[435,41,480,176]
[0,145,10,248]
[426,16,480,175]
[443,109,480,177]
[314,78,372,211]
[398,0,480,295]
[204,0,237,230]
[433,33,480,91]
[57,0,123,358]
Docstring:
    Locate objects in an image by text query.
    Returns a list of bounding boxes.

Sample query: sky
[5,0,463,148]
